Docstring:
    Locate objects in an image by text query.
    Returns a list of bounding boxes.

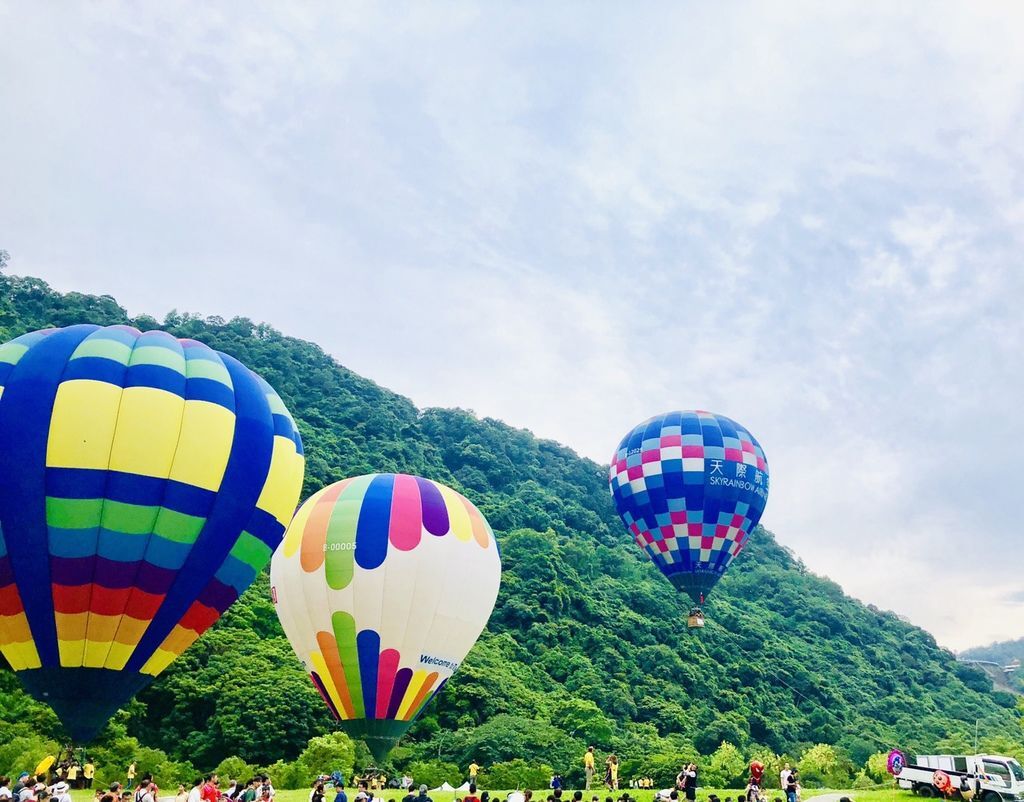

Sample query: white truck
[896,755,1024,802]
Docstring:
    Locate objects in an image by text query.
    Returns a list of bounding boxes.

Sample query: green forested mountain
[1,261,1022,789]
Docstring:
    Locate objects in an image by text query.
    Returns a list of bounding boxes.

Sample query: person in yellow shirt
[84,762,96,790]
[67,764,79,789]
[468,762,480,787]
[605,756,618,791]
[584,748,596,791]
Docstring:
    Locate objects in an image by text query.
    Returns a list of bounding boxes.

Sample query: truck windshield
[983,761,1011,785]
[1008,761,1024,782]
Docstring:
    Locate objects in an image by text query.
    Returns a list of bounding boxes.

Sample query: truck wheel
[917,787,934,798]
[982,793,1001,802]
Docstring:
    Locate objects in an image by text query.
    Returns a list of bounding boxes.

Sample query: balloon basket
[687,607,705,629]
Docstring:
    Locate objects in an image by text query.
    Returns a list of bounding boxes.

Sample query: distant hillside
[2,262,1022,782]
[962,639,1024,694]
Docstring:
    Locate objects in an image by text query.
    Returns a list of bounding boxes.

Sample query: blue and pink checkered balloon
[608,411,769,605]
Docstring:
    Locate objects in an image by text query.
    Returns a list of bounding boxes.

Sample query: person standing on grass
[784,770,798,802]
[683,765,696,802]
[778,766,790,793]
[84,762,96,791]
[584,748,596,791]
[126,766,136,791]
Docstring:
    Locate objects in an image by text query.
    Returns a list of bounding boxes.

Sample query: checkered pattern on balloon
[609,411,769,604]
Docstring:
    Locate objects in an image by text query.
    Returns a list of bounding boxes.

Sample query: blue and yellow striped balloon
[0,324,305,741]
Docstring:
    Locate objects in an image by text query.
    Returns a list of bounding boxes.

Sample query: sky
[2,2,1023,651]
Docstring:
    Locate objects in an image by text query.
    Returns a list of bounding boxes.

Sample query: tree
[551,698,614,748]
[214,757,256,784]
[447,714,584,769]
[703,742,746,788]
[405,761,461,789]
[297,733,356,786]
[479,759,554,790]
[864,751,891,783]
[0,248,14,341]
[798,744,854,788]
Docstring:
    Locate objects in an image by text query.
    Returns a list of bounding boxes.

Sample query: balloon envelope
[271,473,502,761]
[0,325,305,740]
[608,410,769,604]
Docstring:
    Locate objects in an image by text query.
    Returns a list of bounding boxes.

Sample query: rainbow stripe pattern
[271,474,501,760]
[0,325,305,740]
[609,410,769,605]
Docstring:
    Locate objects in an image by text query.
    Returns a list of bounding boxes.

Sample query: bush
[260,760,307,791]
[154,760,199,790]
[478,759,553,790]
[214,757,256,784]
[0,734,59,778]
[852,771,878,790]
[404,761,461,789]
[864,752,891,784]
[796,744,855,789]
[622,753,692,788]
[703,742,746,788]
[296,734,355,788]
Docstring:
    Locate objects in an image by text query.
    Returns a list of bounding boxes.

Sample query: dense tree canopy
[1,263,1022,788]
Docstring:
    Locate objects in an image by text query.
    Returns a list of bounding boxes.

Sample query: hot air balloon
[608,411,768,625]
[271,473,501,761]
[0,324,305,741]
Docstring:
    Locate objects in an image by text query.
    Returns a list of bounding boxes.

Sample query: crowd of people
[297,753,801,802]
[3,754,805,802]
[0,770,174,802]
[0,769,285,802]
[0,774,75,802]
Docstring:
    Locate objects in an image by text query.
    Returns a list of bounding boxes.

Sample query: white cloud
[3,2,1024,649]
